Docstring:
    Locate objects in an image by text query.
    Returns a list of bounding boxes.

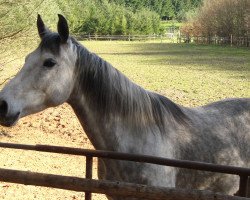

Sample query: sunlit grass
[0,40,249,107]
[160,20,182,30]
[83,41,249,107]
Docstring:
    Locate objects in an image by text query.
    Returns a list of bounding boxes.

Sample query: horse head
[0,15,77,126]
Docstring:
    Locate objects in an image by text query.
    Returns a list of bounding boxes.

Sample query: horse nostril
[0,100,8,117]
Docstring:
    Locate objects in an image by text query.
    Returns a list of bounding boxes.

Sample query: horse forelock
[39,33,61,55]
[71,39,189,131]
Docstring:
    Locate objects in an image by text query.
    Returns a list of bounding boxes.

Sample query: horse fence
[74,34,250,47]
[0,142,249,199]
[177,35,250,47]
[74,34,174,43]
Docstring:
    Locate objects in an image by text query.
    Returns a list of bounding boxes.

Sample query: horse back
[175,98,250,193]
[189,98,250,134]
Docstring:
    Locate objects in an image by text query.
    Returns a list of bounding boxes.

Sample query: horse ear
[37,14,49,39]
[57,14,69,43]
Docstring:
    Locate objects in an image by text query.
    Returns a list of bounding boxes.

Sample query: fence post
[237,175,248,197]
[230,34,233,47]
[85,156,93,200]
[177,31,181,43]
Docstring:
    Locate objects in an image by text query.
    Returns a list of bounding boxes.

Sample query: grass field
[0,41,249,107]
[161,20,182,31]
[82,41,249,106]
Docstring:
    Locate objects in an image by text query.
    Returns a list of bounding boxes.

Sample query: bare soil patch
[0,104,107,200]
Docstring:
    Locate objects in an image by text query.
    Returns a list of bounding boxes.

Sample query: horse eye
[43,59,56,68]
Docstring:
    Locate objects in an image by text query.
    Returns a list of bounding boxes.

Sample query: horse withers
[0,15,249,199]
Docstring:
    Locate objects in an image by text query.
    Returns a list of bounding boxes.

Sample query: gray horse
[0,15,249,199]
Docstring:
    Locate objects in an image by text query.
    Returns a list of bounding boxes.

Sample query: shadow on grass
[103,43,250,76]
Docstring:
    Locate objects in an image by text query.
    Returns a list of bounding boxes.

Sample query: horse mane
[71,38,188,130]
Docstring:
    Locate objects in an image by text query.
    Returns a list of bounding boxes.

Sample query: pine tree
[161,0,175,18]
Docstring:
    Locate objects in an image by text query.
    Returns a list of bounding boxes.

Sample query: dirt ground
[0,103,107,200]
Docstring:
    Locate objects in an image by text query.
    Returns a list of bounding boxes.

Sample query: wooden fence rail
[73,34,250,47]
[0,168,248,200]
[0,142,250,199]
[74,34,168,42]
[178,35,250,47]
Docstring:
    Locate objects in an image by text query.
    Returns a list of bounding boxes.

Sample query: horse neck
[67,42,186,151]
[67,45,158,150]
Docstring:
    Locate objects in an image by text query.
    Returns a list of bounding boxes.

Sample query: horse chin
[0,112,20,127]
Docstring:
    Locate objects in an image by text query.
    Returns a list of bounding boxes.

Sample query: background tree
[161,0,175,19]
[0,0,204,40]
[181,0,250,38]
[109,0,202,19]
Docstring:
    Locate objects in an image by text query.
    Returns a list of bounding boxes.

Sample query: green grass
[1,40,249,107]
[160,20,182,31]
[83,41,250,107]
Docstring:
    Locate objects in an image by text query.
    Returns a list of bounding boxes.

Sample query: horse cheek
[46,76,73,106]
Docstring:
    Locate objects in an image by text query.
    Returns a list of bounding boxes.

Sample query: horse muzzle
[0,99,20,127]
